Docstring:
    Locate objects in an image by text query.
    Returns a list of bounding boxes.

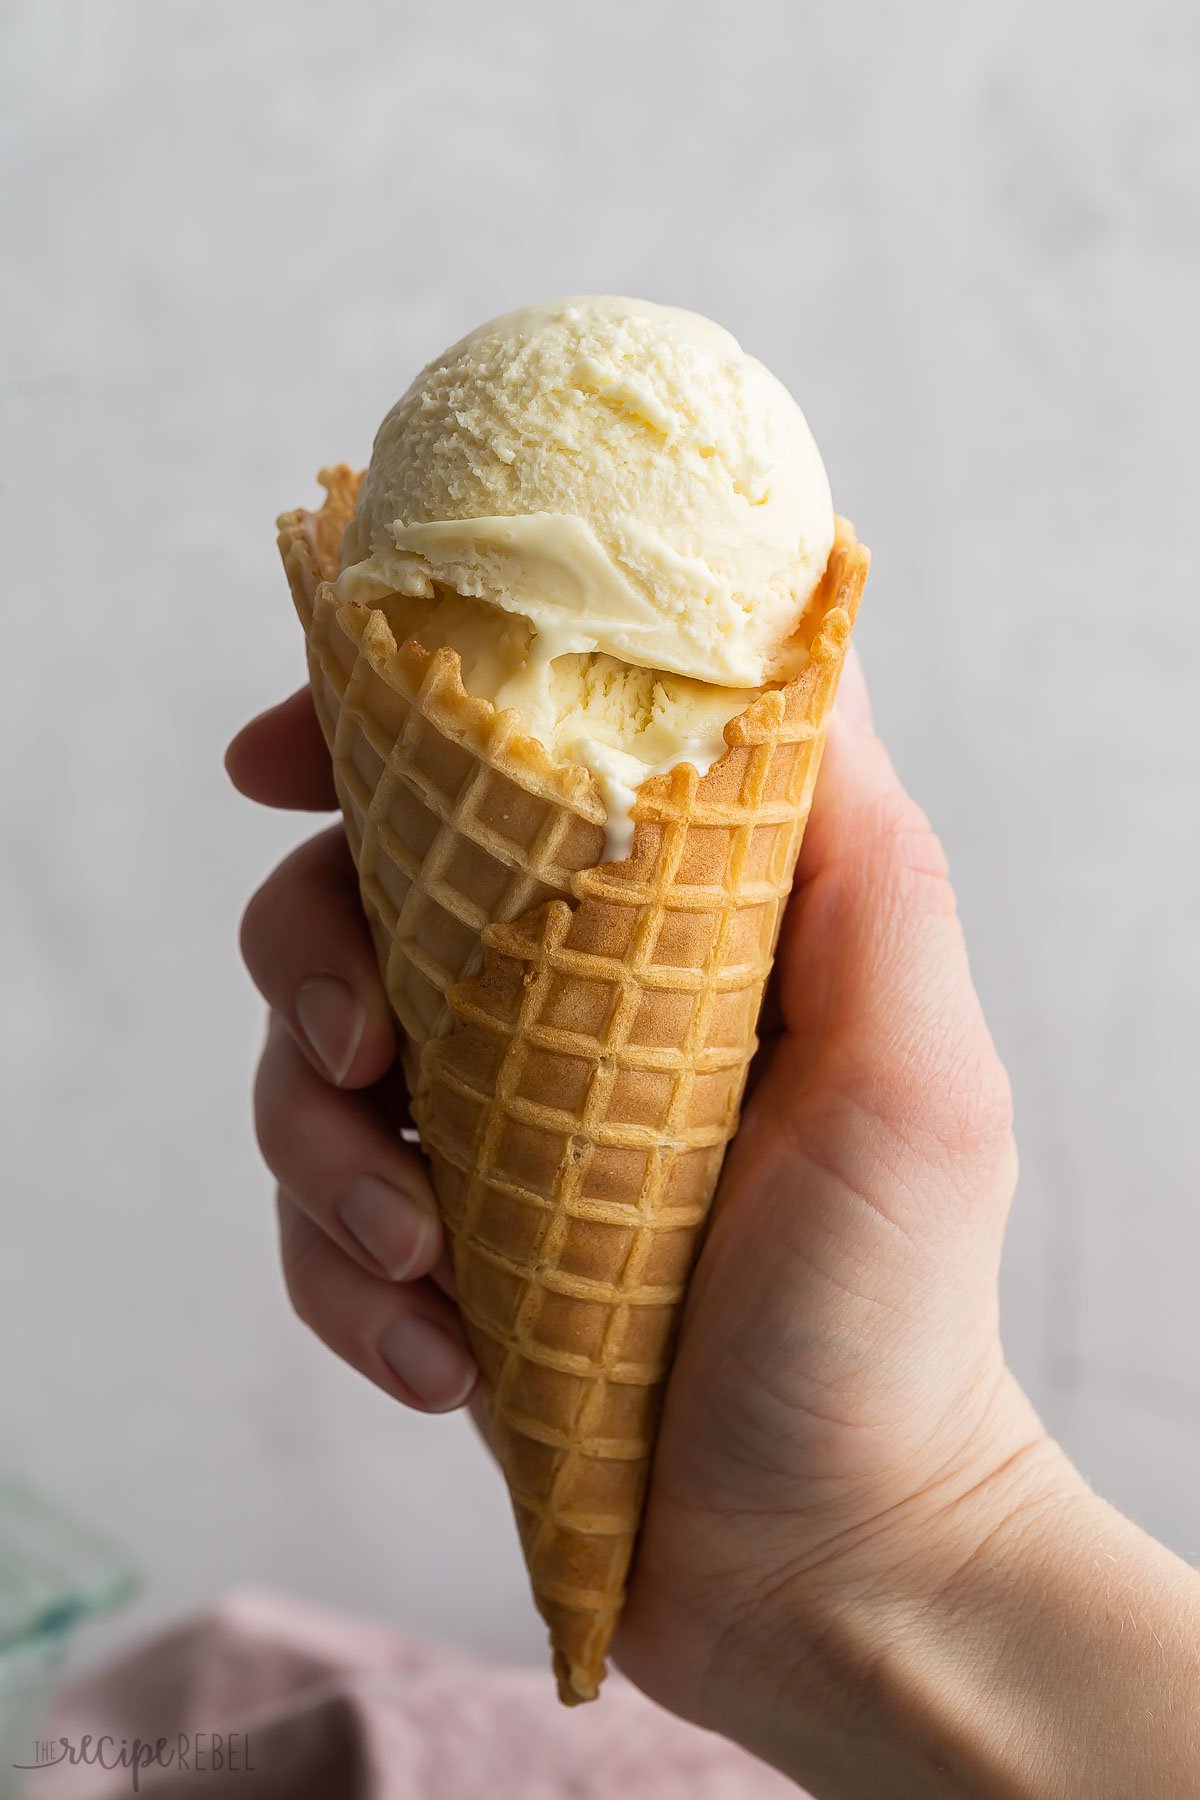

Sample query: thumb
[665,689,1015,1517]
[779,702,1015,1200]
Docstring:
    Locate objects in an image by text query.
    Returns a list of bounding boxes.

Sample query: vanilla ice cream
[337,296,835,854]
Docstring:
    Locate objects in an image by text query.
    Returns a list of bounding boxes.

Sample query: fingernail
[295,975,365,1083]
[338,1175,433,1280]
[378,1315,477,1411]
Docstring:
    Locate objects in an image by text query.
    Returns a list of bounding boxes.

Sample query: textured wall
[3,0,1198,1670]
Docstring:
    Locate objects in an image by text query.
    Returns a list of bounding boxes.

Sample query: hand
[227,656,1033,1698]
[228,661,1200,1796]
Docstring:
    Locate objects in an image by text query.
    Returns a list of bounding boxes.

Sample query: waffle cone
[278,467,868,1703]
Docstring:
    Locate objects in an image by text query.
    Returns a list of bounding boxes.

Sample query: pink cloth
[31,1591,803,1798]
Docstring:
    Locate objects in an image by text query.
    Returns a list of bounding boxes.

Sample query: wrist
[850,1430,1086,1795]
[710,1393,1200,1799]
[703,1378,1078,1795]
[908,1459,1200,1797]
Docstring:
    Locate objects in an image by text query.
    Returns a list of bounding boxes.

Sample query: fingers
[226,687,338,812]
[256,1015,441,1281]
[233,689,479,1416]
[278,1193,477,1413]
[240,826,395,1088]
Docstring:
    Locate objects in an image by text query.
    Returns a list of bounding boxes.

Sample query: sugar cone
[277,468,868,1703]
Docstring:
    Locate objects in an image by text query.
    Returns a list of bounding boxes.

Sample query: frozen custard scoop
[336,296,836,852]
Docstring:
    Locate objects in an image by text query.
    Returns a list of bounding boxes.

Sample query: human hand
[227,653,1038,1684]
[227,645,1039,1567]
[229,659,1200,1797]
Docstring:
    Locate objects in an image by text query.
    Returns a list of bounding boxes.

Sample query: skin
[228,654,1200,1796]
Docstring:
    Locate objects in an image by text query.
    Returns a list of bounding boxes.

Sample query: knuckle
[254,1042,300,1174]
[881,811,951,889]
[282,1240,324,1330]
[832,1019,1016,1181]
[238,875,278,982]
[279,1204,329,1330]
[939,1041,1015,1160]
[859,786,956,918]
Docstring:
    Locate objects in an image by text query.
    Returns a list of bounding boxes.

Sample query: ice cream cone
[278,467,868,1703]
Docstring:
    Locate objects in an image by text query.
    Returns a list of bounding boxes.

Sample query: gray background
[3,0,1197,1672]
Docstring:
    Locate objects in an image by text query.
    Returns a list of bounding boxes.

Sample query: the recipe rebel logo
[13,1732,256,1790]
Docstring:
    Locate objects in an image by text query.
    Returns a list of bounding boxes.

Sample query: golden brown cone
[278,467,868,1703]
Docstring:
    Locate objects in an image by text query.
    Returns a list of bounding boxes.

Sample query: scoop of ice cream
[338,296,833,690]
[336,296,835,855]
[362,580,757,858]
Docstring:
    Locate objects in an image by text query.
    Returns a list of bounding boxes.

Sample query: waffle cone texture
[278,467,868,1704]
